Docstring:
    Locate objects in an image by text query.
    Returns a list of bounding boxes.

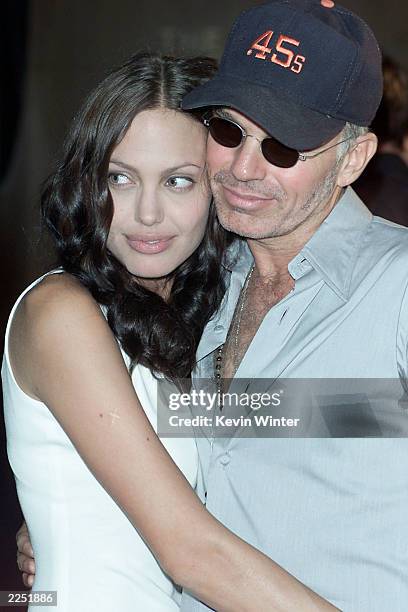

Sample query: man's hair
[336,122,369,160]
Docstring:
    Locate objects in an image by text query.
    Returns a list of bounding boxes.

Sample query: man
[178,0,408,610]
[17,1,408,609]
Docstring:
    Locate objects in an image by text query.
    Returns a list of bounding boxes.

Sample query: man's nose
[229,135,267,182]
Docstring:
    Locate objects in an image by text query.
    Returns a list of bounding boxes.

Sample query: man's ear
[337,132,378,187]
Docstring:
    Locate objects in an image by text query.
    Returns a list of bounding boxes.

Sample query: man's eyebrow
[212,108,269,137]
[212,108,235,121]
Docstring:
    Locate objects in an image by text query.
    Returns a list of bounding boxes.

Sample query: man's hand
[16,522,35,588]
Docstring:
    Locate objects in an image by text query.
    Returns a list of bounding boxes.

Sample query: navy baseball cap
[182,0,383,150]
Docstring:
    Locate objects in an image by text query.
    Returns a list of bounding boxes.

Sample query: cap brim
[182,76,346,151]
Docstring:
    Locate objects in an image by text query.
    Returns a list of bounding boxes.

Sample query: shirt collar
[222,237,252,273]
[223,187,373,302]
[294,187,373,301]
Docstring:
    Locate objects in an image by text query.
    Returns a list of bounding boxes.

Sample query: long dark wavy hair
[41,52,232,382]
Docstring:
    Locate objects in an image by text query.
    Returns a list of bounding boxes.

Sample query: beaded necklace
[214,265,255,409]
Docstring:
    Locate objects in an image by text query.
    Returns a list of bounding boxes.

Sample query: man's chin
[215,208,275,240]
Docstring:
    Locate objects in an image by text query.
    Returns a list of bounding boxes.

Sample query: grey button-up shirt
[181,188,408,611]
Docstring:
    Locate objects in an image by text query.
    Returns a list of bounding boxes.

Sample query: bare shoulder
[22,271,94,309]
[9,272,106,398]
[14,272,101,331]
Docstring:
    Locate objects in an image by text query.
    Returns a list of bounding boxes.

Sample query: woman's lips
[126,235,175,254]
[222,185,273,210]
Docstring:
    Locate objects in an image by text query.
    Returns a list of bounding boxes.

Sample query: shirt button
[214,325,224,332]
[219,452,231,466]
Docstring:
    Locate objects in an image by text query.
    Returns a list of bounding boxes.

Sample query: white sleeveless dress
[2,270,198,611]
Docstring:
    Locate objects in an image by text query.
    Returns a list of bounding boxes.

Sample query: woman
[6,52,336,611]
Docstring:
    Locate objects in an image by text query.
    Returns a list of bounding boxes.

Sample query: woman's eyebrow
[109,160,204,174]
[164,163,204,173]
[109,159,137,172]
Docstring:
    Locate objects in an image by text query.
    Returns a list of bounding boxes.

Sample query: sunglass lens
[208,117,242,148]
[262,139,299,168]
[208,117,300,168]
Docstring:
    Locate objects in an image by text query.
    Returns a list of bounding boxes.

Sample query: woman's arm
[10,274,337,611]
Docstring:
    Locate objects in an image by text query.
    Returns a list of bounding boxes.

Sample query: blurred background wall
[1,0,407,600]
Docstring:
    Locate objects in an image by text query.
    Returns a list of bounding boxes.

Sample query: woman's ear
[336,132,378,188]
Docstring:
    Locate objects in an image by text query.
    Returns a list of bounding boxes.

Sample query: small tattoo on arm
[108,406,120,424]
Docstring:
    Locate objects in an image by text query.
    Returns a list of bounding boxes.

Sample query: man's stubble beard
[211,162,341,240]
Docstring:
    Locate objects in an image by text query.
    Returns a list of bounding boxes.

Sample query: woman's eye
[108,172,130,186]
[166,176,194,190]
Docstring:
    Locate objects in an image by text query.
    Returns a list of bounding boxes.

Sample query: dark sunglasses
[203,115,354,169]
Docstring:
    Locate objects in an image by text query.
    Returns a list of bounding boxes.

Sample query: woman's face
[106,108,210,290]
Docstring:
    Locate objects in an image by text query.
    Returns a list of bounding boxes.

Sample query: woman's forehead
[111,109,207,172]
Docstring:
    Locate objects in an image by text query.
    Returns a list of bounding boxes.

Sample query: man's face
[206,108,343,241]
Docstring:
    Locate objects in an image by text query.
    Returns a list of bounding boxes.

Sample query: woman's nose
[134,189,164,226]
